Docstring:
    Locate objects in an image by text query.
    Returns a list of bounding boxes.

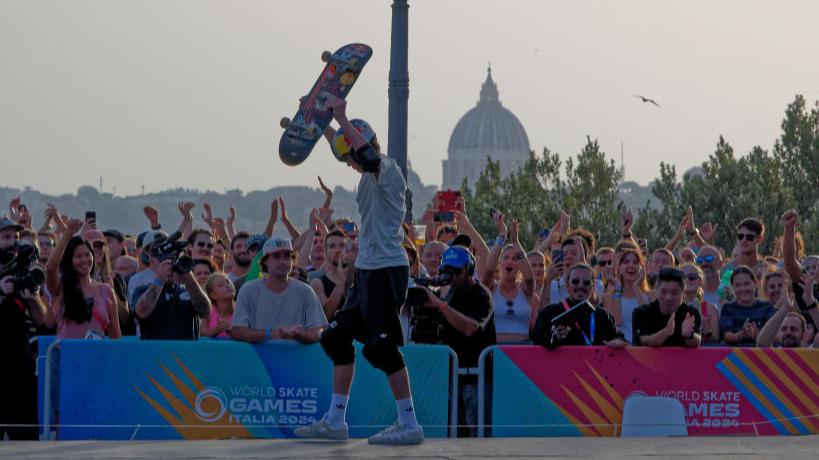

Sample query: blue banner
[53,340,450,440]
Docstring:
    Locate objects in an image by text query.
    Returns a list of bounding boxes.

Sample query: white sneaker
[293,414,349,441]
[368,421,424,445]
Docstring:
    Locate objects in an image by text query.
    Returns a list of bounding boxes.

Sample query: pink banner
[492,346,819,436]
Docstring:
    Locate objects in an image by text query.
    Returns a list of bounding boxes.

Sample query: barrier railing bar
[447,347,459,439]
[42,340,60,440]
[476,345,495,438]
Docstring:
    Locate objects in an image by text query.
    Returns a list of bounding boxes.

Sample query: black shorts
[332,265,409,347]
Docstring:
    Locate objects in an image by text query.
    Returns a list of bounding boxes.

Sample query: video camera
[405,275,453,344]
[0,241,46,295]
[149,231,194,274]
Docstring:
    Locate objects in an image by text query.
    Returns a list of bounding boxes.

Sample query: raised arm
[263,199,279,238]
[454,210,489,274]
[510,219,536,299]
[480,211,508,291]
[782,209,802,281]
[278,196,301,240]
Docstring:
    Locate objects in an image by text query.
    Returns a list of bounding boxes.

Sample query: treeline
[462,95,819,254]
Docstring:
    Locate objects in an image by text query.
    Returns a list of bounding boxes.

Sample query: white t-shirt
[232,278,327,331]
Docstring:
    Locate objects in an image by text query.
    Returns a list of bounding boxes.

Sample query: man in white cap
[230,237,326,343]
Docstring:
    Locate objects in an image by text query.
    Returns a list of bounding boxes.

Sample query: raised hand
[45,204,65,233]
[213,217,228,239]
[621,209,634,235]
[143,206,160,228]
[277,196,286,221]
[685,206,695,232]
[493,210,508,236]
[664,314,676,336]
[453,210,470,227]
[799,272,816,306]
[509,219,521,244]
[681,312,695,338]
[178,202,194,223]
[201,203,215,228]
[270,197,284,222]
[227,206,237,226]
[318,176,333,209]
[8,196,21,221]
[318,207,334,226]
[65,218,83,236]
[699,222,718,242]
[781,209,798,229]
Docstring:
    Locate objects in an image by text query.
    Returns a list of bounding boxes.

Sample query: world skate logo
[194,386,228,422]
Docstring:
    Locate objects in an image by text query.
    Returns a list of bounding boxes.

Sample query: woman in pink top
[201,273,235,338]
[44,214,121,339]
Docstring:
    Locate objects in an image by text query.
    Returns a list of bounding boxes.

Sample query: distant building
[442,66,531,190]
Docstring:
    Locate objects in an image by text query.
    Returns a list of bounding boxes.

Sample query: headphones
[440,246,475,277]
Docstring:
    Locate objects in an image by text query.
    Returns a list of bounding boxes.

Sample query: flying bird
[633,95,660,107]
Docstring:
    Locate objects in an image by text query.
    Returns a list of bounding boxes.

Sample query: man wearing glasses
[231,238,326,344]
[187,229,215,261]
[724,218,768,274]
[532,263,623,349]
[632,268,702,347]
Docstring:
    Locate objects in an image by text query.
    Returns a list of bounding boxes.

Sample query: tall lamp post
[388,0,412,222]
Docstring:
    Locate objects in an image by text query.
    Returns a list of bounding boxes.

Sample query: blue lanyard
[580,313,595,346]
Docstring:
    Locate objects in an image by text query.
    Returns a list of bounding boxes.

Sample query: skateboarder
[294,95,423,445]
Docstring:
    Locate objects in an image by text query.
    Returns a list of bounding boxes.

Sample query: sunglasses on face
[269,251,293,260]
[92,241,106,249]
[196,241,214,249]
[597,260,612,267]
[570,278,592,287]
[737,232,757,242]
[695,255,715,265]
[685,273,700,281]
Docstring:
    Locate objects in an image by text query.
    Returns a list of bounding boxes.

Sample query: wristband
[150,224,161,230]
[803,301,818,311]
[265,328,272,340]
[438,301,448,313]
[495,235,506,247]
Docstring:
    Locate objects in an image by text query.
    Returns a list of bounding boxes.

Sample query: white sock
[325,393,348,428]
[396,397,419,429]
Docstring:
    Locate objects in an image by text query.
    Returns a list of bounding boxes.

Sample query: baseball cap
[440,246,471,270]
[103,229,125,242]
[262,237,293,255]
[450,234,472,249]
[141,230,168,249]
[246,233,268,252]
[0,217,23,232]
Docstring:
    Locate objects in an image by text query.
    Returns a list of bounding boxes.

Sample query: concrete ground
[1,436,819,460]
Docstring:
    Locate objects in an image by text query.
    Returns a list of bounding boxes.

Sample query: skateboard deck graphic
[279,43,373,166]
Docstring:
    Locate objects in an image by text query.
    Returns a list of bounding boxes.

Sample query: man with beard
[757,294,814,348]
[533,263,624,348]
[228,232,252,284]
[310,230,356,321]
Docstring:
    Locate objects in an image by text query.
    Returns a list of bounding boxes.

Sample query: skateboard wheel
[280,117,291,129]
[321,51,331,62]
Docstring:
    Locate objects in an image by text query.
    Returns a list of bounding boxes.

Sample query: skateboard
[279,43,373,166]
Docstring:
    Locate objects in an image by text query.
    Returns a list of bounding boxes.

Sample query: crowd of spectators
[2,187,819,440]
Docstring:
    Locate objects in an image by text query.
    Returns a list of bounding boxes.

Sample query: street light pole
[388,0,412,222]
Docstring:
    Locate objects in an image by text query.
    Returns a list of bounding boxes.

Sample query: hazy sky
[2,0,818,196]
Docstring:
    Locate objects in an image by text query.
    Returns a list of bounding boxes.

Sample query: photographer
[0,217,48,440]
[533,263,624,349]
[132,233,210,340]
[412,246,495,437]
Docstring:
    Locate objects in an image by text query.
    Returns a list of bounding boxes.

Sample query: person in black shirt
[132,251,211,340]
[0,218,49,440]
[415,246,495,437]
[533,263,625,349]
[633,268,702,347]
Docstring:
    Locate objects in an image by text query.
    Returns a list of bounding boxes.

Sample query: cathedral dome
[442,67,531,190]
[447,68,530,153]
